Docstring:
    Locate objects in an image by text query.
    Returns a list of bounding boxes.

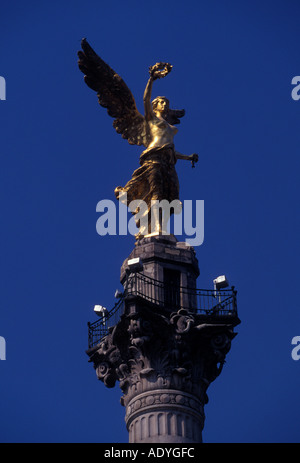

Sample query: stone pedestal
[87,235,239,443]
[120,234,199,291]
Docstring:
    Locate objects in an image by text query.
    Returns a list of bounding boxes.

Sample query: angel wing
[166,109,185,125]
[78,39,149,147]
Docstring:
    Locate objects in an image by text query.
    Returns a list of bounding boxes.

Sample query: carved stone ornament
[87,302,236,442]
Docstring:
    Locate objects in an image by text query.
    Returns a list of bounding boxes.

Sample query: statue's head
[152,96,185,125]
[152,96,170,115]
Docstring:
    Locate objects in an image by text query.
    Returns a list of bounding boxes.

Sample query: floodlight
[127,257,143,273]
[114,289,124,299]
[93,305,108,317]
[213,275,229,291]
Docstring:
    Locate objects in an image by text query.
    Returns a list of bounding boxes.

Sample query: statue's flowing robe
[115,144,180,234]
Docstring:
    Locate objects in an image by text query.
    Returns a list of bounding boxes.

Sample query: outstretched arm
[144,63,173,121]
[143,76,154,121]
[176,151,199,167]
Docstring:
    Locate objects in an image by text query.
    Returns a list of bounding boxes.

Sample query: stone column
[87,235,239,443]
[126,390,204,443]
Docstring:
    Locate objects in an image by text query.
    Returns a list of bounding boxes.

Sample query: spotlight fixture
[114,289,124,299]
[213,275,229,292]
[127,257,143,273]
[93,305,108,319]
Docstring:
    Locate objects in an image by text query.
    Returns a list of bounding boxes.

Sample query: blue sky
[1,0,300,443]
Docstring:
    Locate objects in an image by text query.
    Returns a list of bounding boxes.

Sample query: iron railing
[87,297,125,349]
[124,272,237,315]
[88,272,237,348]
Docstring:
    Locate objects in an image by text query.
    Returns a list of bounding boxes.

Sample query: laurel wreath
[149,62,173,80]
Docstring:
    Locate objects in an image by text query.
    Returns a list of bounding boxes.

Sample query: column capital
[87,304,236,442]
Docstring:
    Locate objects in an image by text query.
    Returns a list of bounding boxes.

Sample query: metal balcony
[87,272,238,349]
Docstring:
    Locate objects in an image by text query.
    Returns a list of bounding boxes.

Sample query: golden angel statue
[78,39,198,238]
